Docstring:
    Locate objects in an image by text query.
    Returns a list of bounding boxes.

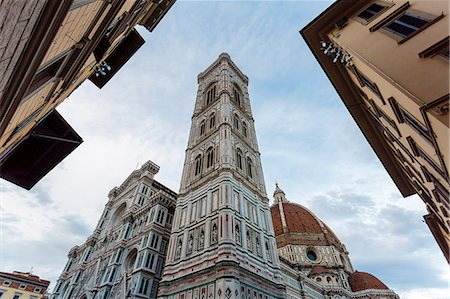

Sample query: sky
[0,1,448,298]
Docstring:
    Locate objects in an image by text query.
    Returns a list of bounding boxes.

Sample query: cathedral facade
[52,54,399,299]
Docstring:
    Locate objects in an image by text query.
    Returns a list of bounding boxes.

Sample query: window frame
[354,1,392,25]
[419,36,449,62]
[370,4,444,44]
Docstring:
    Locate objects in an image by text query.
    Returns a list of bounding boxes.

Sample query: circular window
[316,277,322,282]
[307,250,317,261]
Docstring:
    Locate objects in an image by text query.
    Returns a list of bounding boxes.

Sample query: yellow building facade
[0,271,50,299]
[0,0,175,190]
[301,0,449,261]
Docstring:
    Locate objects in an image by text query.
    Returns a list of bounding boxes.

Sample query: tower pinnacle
[274,182,288,203]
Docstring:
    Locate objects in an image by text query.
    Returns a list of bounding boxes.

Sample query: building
[0,271,50,299]
[300,0,449,262]
[52,54,399,299]
[51,161,177,299]
[270,184,398,299]
[158,53,285,299]
[0,0,175,190]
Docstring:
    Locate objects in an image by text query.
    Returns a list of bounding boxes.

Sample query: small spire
[273,182,288,203]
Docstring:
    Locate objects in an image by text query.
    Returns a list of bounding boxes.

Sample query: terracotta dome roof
[348,271,389,292]
[308,266,330,277]
[270,202,341,247]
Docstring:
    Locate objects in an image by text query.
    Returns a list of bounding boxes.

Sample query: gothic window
[233,88,241,107]
[246,157,253,178]
[200,121,206,136]
[211,223,218,245]
[209,113,216,129]
[198,229,205,250]
[236,149,243,170]
[235,224,241,245]
[206,147,214,169]
[242,122,247,137]
[187,232,193,255]
[206,84,217,106]
[233,114,240,130]
[194,155,203,176]
[246,230,252,252]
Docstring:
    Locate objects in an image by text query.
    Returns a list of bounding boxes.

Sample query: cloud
[0,2,447,298]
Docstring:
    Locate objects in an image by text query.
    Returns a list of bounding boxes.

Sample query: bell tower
[158,53,285,299]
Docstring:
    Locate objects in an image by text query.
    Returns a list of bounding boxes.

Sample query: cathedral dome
[348,271,389,292]
[270,201,342,248]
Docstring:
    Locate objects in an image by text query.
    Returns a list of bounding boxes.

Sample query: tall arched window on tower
[233,88,241,107]
[233,114,240,130]
[194,154,203,176]
[246,157,253,178]
[200,120,206,136]
[206,84,216,106]
[209,113,215,129]
[206,147,214,169]
[236,149,243,170]
[242,121,248,137]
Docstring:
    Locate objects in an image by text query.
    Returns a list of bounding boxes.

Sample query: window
[236,149,243,170]
[23,54,66,100]
[234,114,240,130]
[206,85,216,105]
[242,122,248,137]
[209,113,216,129]
[3,281,11,287]
[0,289,5,298]
[246,157,253,178]
[18,284,26,290]
[356,3,389,24]
[419,37,450,61]
[206,147,214,169]
[12,293,22,299]
[402,110,432,144]
[30,296,38,299]
[137,195,145,205]
[234,88,241,106]
[407,137,447,179]
[138,277,152,296]
[369,99,401,136]
[351,66,385,104]
[194,155,203,176]
[380,9,443,43]
[200,121,206,136]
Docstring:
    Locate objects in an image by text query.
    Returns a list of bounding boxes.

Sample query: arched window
[206,147,214,169]
[233,114,240,130]
[233,88,241,107]
[242,121,248,137]
[200,121,206,136]
[209,113,215,129]
[236,149,243,170]
[246,157,253,178]
[194,155,203,176]
[206,84,216,105]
